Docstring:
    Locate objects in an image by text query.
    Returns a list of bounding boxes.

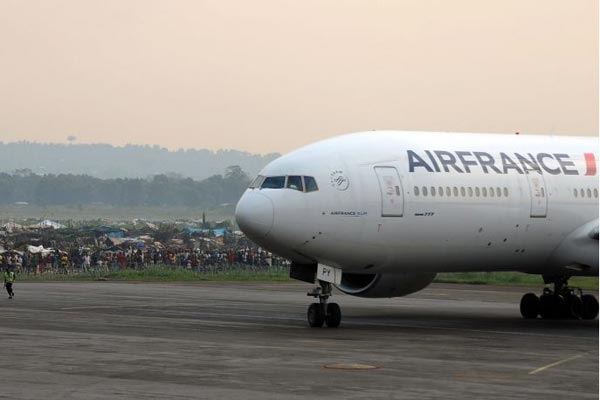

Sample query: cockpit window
[261,176,286,189]
[249,175,265,189]
[303,176,318,192]
[286,176,303,191]
[256,175,318,192]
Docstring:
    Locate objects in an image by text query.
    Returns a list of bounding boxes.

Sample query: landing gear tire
[307,280,342,328]
[520,293,540,319]
[307,303,325,328]
[540,294,565,319]
[325,303,341,328]
[539,294,551,319]
[581,294,599,320]
[522,276,598,320]
[566,294,583,319]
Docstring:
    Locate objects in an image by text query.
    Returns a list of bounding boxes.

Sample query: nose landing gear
[520,276,598,320]
[307,280,341,328]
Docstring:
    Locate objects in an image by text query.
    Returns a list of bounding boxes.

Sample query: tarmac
[0,281,597,399]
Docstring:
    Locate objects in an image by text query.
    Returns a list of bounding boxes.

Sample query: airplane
[235,131,599,327]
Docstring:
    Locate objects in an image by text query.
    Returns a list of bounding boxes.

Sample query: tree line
[0,166,251,207]
[0,142,278,180]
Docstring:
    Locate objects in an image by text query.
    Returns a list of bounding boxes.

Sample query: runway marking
[528,352,592,375]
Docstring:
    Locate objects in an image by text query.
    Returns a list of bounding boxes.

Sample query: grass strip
[18,267,291,282]
[16,268,598,290]
[435,272,598,290]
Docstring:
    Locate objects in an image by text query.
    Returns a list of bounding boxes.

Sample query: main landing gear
[307,280,341,328]
[520,276,598,320]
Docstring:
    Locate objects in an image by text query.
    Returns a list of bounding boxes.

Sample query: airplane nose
[235,191,274,239]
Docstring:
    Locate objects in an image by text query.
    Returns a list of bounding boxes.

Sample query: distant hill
[0,142,279,179]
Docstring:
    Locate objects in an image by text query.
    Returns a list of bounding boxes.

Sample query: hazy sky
[0,0,597,154]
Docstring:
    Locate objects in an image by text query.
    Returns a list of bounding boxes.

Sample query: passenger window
[489,187,494,197]
[414,186,420,196]
[423,187,428,196]
[475,187,480,197]
[446,187,451,197]
[431,187,436,196]
[503,187,509,197]
[580,188,585,198]
[496,187,502,197]
[574,188,578,198]
[438,186,444,197]
[303,176,319,192]
[261,176,285,189]
[460,187,466,197]
[249,175,265,189]
[468,187,473,197]
[453,187,458,197]
[594,189,598,198]
[587,188,592,198]
[286,176,304,191]
[482,187,487,197]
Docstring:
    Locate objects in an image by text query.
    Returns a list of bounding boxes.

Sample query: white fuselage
[235,131,599,277]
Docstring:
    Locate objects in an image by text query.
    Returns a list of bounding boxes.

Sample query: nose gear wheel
[307,280,341,328]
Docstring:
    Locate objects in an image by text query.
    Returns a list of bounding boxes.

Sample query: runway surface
[0,281,597,399]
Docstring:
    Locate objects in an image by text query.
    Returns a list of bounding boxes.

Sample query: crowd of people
[0,235,290,275]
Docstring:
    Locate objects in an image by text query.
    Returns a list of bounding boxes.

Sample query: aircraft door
[526,172,547,218]
[374,166,404,217]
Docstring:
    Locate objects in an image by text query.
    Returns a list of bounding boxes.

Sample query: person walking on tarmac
[4,266,15,299]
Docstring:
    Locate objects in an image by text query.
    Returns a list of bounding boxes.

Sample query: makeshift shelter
[183,227,228,237]
[1,222,24,233]
[30,220,66,230]
[27,245,55,256]
[92,226,125,238]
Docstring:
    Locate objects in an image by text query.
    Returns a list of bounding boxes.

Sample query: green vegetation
[17,268,599,290]
[0,165,251,209]
[18,266,291,282]
[435,272,598,290]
